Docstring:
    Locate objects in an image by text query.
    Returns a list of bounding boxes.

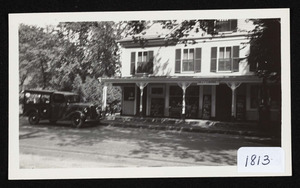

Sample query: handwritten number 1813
[245,154,270,167]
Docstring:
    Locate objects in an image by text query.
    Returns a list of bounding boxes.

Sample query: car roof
[54,91,78,96]
[24,89,77,95]
[24,89,55,95]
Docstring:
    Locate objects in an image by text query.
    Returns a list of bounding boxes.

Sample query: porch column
[102,83,108,113]
[136,82,148,117]
[178,82,191,120]
[226,82,241,119]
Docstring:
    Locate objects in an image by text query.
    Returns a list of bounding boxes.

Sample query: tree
[19,24,64,90]
[19,22,123,107]
[248,19,281,81]
[56,22,121,81]
[247,19,281,125]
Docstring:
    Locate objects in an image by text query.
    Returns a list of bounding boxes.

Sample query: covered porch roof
[100,75,262,85]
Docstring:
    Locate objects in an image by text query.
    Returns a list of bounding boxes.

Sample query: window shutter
[232,46,239,72]
[175,49,181,73]
[195,48,201,72]
[148,51,154,74]
[210,47,217,72]
[130,52,135,75]
[230,20,238,31]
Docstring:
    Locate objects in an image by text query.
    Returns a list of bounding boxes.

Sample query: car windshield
[65,95,80,103]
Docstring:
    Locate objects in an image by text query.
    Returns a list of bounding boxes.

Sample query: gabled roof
[118,20,253,46]
[118,22,180,43]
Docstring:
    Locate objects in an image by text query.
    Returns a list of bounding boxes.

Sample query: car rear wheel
[28,112,40,125]
[71,114,84,128]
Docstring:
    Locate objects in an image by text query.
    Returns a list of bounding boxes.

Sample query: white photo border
[9,8,291,179]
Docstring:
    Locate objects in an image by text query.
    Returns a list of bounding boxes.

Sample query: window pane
[183,49,188,59]
[225,47,231,58]
[219,47,224,58]
[217,20,230,32]
[189,49,194,59]
[218,60,225,71]
[143,52,147,62]
[225,60,231,70]
[138,52,142,62]
[124,87,135,101]
[183,61,188,71]
[188,61,194,71]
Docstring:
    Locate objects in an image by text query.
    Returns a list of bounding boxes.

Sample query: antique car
[22,89,102,128]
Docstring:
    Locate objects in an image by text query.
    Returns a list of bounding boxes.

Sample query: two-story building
[102,19,280,121]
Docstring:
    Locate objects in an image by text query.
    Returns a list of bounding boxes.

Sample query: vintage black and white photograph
[9,9,291,179]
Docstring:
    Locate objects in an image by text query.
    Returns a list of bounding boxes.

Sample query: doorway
[216,84,232,121]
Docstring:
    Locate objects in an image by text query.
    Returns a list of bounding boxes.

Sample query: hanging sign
[197,81,219,85]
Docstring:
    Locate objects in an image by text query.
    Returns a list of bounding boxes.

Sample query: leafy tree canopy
[247,19,281,81]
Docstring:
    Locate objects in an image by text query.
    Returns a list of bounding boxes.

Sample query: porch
[100,76,263,121]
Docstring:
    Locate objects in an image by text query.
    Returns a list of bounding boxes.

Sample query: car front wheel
[71,114,84,128]
[28,112,40,125]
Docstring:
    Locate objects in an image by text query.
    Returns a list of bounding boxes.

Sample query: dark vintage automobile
[22,89,102,128]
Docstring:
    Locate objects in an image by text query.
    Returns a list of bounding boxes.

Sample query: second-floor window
[175,48,201,73]
[210,46,240,72]
[182,49,194,72]
[216,19,238,32]
[219,47,232,71]
[130,51,154,75]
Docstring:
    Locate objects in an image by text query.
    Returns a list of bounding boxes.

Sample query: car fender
[24,108,39,116]
[67,111,86,120]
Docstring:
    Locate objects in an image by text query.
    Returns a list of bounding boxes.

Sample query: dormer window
[216,19,237,32]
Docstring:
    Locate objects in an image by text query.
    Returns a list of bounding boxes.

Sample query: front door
[150,98,164,117]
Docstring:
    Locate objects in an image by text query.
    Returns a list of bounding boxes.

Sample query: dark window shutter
[130,52,135,75]
[148,51,154,74]
[210,47,217,72]
[232,46,239,72]
[230,20,238,31]
[175,49,181,73]
[195,48,201,72]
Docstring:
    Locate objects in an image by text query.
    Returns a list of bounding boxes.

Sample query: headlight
[83,107,88,113]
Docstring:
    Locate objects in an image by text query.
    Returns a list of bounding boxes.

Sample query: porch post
[226,82,241,120]
[136,82,148,117]
[102,83,108,114]
[178,82,191,120]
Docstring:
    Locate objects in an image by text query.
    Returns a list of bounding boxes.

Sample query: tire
[71,114,84,128]
[28,112,40,125]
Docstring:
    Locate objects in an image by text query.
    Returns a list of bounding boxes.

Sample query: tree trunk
[40,59,47,89]
[259,77,270,129]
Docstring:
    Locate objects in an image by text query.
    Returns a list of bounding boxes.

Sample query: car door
[40,94,51,119]
[51,94,67,120]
